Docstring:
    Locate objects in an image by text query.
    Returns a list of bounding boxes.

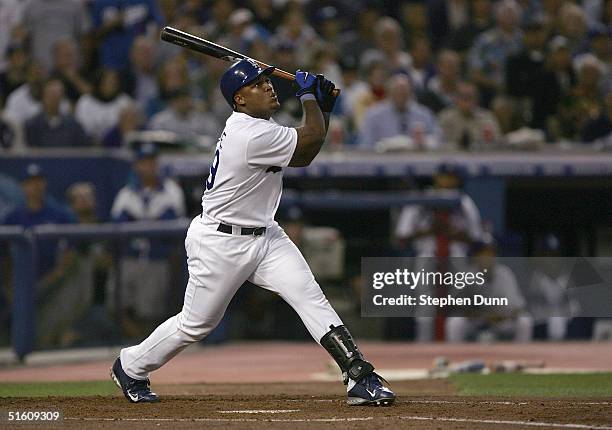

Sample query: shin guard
[320,325,374,384]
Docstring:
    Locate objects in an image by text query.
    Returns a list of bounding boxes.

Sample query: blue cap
[135,142,159,160]
[21,163,45,181]
[220,59,275,109]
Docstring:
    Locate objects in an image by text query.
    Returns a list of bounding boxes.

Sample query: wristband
[299,94,316,102]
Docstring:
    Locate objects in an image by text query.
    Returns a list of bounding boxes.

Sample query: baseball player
[110,59,395,406]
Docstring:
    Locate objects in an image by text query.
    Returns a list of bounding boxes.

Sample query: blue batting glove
[295,70,318,99]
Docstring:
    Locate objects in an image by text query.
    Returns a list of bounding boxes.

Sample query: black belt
[217,223,266,236]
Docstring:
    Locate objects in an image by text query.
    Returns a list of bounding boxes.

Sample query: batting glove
[295,70,318,100]
[315,75,337,113]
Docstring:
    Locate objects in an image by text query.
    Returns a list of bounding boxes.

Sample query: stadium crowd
[0,0,610,151]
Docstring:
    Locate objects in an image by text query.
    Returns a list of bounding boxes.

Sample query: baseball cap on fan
[134,142,159,161]
[20,163,46,182]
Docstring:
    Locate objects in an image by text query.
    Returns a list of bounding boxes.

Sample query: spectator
[446,239,533,342]
[582,89,612,143]
[446,0,495,54]
[438,81,501,150]
[361,17,411,75]
[407,36,436,94]
[312,6,344,49]
[339,5,379,62]
[351,59,389,130]
[427,0,469,50]
[21,0,91,71]
[50,38,93,104]
[358,74,441,149]
[91,0,163,70]
[399,1,429,44]
[24,79,89,147]
[273,4,319,66]
[557,54,606,140]
[102,103,145,148]
[201,0,234,42]
[419,49,462,114]
[219,8,270,54]
[248,0,279,33]
[468,0,523,106]
[0,0,25,73]
[491,95,523,136]
[122,36,159,111]
[0,114,18,150]
[75,69,133,142]
[145,58,190,119]
[506,20,557,131]
[558,3,590,56]
[2,163,80,347]
[0,44,28,106]
[109,143,186,335]
[148,87,221,140]
[4,61,70,128]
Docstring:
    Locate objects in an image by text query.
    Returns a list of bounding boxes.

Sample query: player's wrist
[299,94,317,103]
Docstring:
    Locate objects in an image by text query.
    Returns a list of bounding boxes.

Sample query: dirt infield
[2,381,612,430]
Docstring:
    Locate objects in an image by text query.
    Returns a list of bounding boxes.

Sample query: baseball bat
[160,27,340,96]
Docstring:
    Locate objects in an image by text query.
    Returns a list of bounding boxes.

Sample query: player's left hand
[315,75,337,113]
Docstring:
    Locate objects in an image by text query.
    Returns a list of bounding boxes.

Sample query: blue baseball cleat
[110,357,159,403]
[347,373,396,406]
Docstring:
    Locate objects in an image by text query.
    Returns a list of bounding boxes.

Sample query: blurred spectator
[122,36,159,111]
[407,36,435,94]
[146,58,190,118]
[0,44,28,106]
[0,0,25,72]
[427,0,469,50]
[91,0,163,70]
[419,49,462,114]
[308,43,343,93]
[75,69,133,142]
[102,102,144,147]
[438,81,501,150]
[49,38,92,104]
[3,61,71,128]
[358,74,441,150]
[446,239,533,342]
[219,8,270,54]
[201,0,234,42]
[468,0,523,106]
[582,89,612,143]
[109,143,185,335]
[491,95,523,136]
[312,6,344,49]
[248,0,279,33]
[505,20,557,131]
[273,4,319,65]
[543,36,576,138]
[21,0,91,71]
[361,17,411,75]
[148,87,221,140]
[350,59,389,130]
[0,114,18,150]
[557,54,606,140]
[2,163,80,347]
[339,5,379,61]
[558,3,590,56]
[24,79,89,147]
[446,0,495,53]
[399,1,429,44]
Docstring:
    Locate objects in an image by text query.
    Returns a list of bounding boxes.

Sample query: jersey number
[206,132,225,190]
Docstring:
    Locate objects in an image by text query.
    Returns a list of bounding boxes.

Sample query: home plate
[218,410,300,414]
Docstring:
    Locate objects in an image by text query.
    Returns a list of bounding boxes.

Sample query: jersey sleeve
[246,121,298,168]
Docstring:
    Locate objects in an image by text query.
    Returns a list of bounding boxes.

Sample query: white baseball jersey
[202,112,297,227]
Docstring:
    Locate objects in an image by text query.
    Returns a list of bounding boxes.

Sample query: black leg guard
[320,325,374,384]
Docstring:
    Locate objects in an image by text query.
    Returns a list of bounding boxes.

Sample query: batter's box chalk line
[64,416,612,428]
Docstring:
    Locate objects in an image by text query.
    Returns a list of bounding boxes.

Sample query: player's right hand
[295,70,318,98]
[315,75,337,113]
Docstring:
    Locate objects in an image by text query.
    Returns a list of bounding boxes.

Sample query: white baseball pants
[121,213,343,380]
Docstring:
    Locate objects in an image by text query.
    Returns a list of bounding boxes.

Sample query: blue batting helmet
[220,59,275,109]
